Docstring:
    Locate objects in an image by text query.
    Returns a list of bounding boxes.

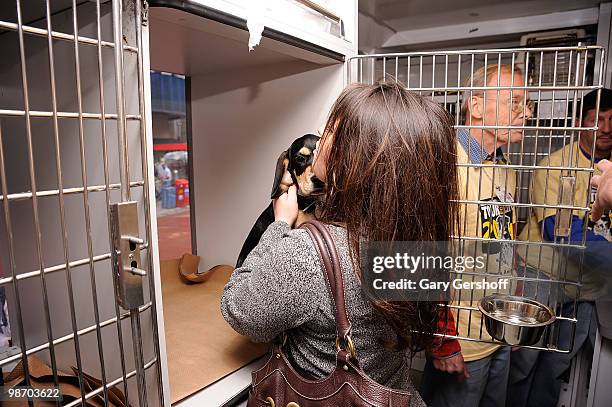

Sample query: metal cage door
[346,46,606,355]
[0,0,167,406]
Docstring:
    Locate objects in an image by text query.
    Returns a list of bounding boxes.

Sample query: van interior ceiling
[148,5,346,403]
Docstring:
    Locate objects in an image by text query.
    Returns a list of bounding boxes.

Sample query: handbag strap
[299,220,355,360]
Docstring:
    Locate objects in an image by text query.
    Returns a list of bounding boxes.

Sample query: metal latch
[554,176,576,238]
[110,201,145,310]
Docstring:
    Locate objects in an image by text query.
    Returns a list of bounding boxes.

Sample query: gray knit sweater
[220,221,426,407]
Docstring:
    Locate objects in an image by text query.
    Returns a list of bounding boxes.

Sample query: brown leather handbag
[247,220,413,407]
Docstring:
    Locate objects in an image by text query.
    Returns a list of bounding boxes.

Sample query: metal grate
[347,46,606,353]
[0,1,163,406]
[521,31,593,87]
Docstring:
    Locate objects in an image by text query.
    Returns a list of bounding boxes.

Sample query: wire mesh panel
[347,46,606,353]
[0,0,164,406]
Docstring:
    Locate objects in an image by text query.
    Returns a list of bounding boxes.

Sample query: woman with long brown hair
[221,82,460,405]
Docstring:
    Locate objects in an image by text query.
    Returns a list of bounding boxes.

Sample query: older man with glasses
[420,64,532,407]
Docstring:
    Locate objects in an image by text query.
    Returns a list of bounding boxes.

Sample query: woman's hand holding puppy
[273,184,299,226]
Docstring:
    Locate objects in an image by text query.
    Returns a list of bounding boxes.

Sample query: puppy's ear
[271,149,290,199]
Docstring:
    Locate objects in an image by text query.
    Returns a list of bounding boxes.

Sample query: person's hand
[591,159,612,220]
[432,353,470,381]
[273,185,299,226]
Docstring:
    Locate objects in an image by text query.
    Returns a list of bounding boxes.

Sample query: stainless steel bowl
[478,294,556,346]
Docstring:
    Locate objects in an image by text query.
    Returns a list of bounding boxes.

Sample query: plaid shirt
[457,129,506,164]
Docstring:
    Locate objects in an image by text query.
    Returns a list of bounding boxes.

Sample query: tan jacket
[454,138,517,362]
[518,143,611,300]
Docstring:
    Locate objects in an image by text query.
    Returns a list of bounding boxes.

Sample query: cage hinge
[142,0,149,26]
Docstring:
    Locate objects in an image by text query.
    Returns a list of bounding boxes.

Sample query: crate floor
[160,260,267,403]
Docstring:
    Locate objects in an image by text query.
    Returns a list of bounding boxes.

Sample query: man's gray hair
[461,64,525,124]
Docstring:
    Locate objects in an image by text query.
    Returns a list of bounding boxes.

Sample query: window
[151,71,193,260]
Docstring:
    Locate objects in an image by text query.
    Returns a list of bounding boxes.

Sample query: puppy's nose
[312,175,325,189]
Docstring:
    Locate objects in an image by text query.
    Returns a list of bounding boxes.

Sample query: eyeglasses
[511,98,535,113]
[474,95,534,114]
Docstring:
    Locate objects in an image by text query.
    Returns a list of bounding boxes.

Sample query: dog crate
[347,46,606,353]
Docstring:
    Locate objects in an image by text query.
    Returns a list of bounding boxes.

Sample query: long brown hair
[318,82,460,354]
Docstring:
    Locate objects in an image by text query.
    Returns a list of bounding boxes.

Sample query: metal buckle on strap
[336,335,356,360]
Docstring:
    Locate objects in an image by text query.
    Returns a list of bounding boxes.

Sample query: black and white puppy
[235,134,325,268]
